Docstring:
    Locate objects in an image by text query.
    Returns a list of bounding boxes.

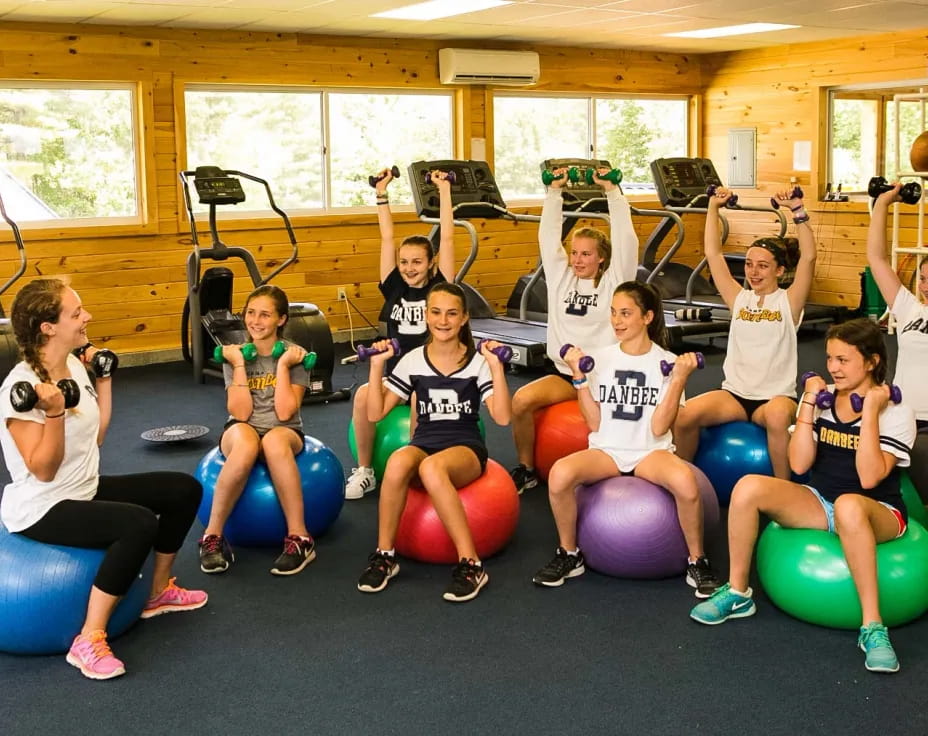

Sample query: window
[0,84,139,223]
[828,85,926,194]
[184,87,454,212]
[493,94,689,200]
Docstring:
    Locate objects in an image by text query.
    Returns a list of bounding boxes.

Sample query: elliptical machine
[0,191,27,380]
[179,166,349,403]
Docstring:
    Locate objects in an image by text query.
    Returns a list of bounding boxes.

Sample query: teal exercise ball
[348,405,485,482]
[757,519,928,630]
[694,421,773,505]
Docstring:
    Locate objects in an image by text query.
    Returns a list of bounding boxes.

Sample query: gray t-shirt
[222,340,311,433]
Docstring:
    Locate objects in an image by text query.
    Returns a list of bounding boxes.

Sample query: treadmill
[645,157,850,327]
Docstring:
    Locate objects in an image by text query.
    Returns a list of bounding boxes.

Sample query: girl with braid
[0,279,206,680]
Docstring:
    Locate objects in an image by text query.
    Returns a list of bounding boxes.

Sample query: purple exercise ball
[576,463,719,579]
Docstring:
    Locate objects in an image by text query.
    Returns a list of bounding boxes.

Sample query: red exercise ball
[533,400,591,480]
[395,459,520,564]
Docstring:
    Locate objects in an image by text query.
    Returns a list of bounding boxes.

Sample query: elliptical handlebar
[0,191,28,301]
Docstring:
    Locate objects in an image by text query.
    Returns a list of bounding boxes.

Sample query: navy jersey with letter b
[385,346,493,452]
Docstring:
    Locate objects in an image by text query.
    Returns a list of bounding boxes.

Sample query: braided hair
[10,278,67,385]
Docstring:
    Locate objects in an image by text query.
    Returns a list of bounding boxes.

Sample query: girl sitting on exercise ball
[691,318,916,674]
[344,167,455,500]
[0,278,206,680]
[198,284,316,576]
[673,185,817,482]
[356,282,511,602]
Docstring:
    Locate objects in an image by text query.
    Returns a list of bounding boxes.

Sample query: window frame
[0,79,154,237]
[491,90,692,204]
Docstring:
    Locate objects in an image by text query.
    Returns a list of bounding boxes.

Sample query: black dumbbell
[868,176,922,205]
[800,371,835,409]
[424,170,457,185]
[478,339,513,363]
[850,385,902,413]
[559,344,594,373]
[369,166,401,189]
[357,338,401,362]
[660,352,705,376]
[10,379,80,413]
[706,184,739,207]
[769,186,805,209]
[74,343,119,379]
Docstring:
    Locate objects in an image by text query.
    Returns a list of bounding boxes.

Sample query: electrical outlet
[337,287,347,301]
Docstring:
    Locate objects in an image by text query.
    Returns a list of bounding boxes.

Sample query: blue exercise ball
[0,522,152,655]
[195,435,345,547]
[694,421,773,505]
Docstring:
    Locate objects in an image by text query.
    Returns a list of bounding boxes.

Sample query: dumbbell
[674,307,712,323]
[214,342,317,370]
[660,352,705,377]
[706,184,739,207]
[357,338,401,362]
[477,339,513,363]
[799,371,835,409]
[424,170,457,185]
[10,379,81,413]
[585,168,623,186]
[559,344,594,373]
[850,385,902,413]
[541,170,567,186]
[368,166,400,189]
[769,186,805,209]
[867,176,922,205]
[73,342,119,379]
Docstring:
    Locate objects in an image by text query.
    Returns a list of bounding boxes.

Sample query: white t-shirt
[585,342,682,472]
[540,188,639,373]
[891,288,928,421]
[722,288,798,400]
[0,355,100,532]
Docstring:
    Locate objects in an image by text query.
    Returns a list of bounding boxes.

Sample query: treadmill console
[541,157,614,206]
[193,166,246,206]
[650,157,722,207]
[408,160,506,219]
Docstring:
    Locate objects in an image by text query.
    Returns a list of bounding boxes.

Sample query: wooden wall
[701,28,928,309]
[0,21,702,358]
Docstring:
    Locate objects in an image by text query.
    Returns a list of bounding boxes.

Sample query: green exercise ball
[900,471,928,529]
[348,405,485,481]
[756,519,928,630]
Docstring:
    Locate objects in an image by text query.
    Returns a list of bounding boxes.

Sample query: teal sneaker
[690,582,756,625]
[858,622,899,673]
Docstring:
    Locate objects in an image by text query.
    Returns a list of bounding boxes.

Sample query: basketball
[910,130,928,173]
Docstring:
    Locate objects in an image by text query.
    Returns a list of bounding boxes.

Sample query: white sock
[378,548,395,557]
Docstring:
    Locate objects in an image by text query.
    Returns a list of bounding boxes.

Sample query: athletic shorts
[803,486,906,538]
[221,420,303,445]
[542,364,575,387]
[410,442,489,474]
[723,390,794,420]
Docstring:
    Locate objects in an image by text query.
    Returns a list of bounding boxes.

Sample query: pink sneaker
[141,577,208,619]
[66,630,126,680]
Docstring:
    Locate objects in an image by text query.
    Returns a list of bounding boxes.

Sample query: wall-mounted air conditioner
[438,48,540,87]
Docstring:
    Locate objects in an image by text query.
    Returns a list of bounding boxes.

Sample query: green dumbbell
[567,167,583,183]
[541,170,566,185]
[214,341,316,370]
[585,167,623,186]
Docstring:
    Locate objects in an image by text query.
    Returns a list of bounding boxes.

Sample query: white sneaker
[345,466,376,499]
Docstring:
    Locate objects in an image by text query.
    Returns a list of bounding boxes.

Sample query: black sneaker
[686,556,722,599]
[199,534,234,574]
[357,551,400,593]
[532,547,585,587]
[270,534,316,576]
[510,464,540,494]
[442,558,489,602]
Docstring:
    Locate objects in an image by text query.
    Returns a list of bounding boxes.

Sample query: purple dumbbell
[770,186,805,210]
[660,352,705,377]
[424,170,457,185]
[850,385,902,413]
[559,344,594,373]
[477,339,513,363]
[357,338,401,362]
[800,371,835,409]
[706,184,738,208]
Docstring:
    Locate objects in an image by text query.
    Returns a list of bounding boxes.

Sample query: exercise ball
[0,522,152,655]
[910,130,928,173]
[900,471,928,529]
[195,435,344,547]
[349,405,485,482]
[395,459,520,564]
[576,463,720,579]
[533,400,591,481]
[757,520,928,630]
[694,421,773,505]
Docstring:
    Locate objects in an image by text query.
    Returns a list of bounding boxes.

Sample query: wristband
[789,203,805,212]
[227,383,248,389]
[45,411,66,419]
[572,377,588,389]
[793,210,810,224]
[801,401,815,407]
[795,419,813,425]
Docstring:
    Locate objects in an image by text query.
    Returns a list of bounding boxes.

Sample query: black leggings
[19,472,202,597]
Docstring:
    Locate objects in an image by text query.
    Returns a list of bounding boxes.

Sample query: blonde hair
[571,227,612,288]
